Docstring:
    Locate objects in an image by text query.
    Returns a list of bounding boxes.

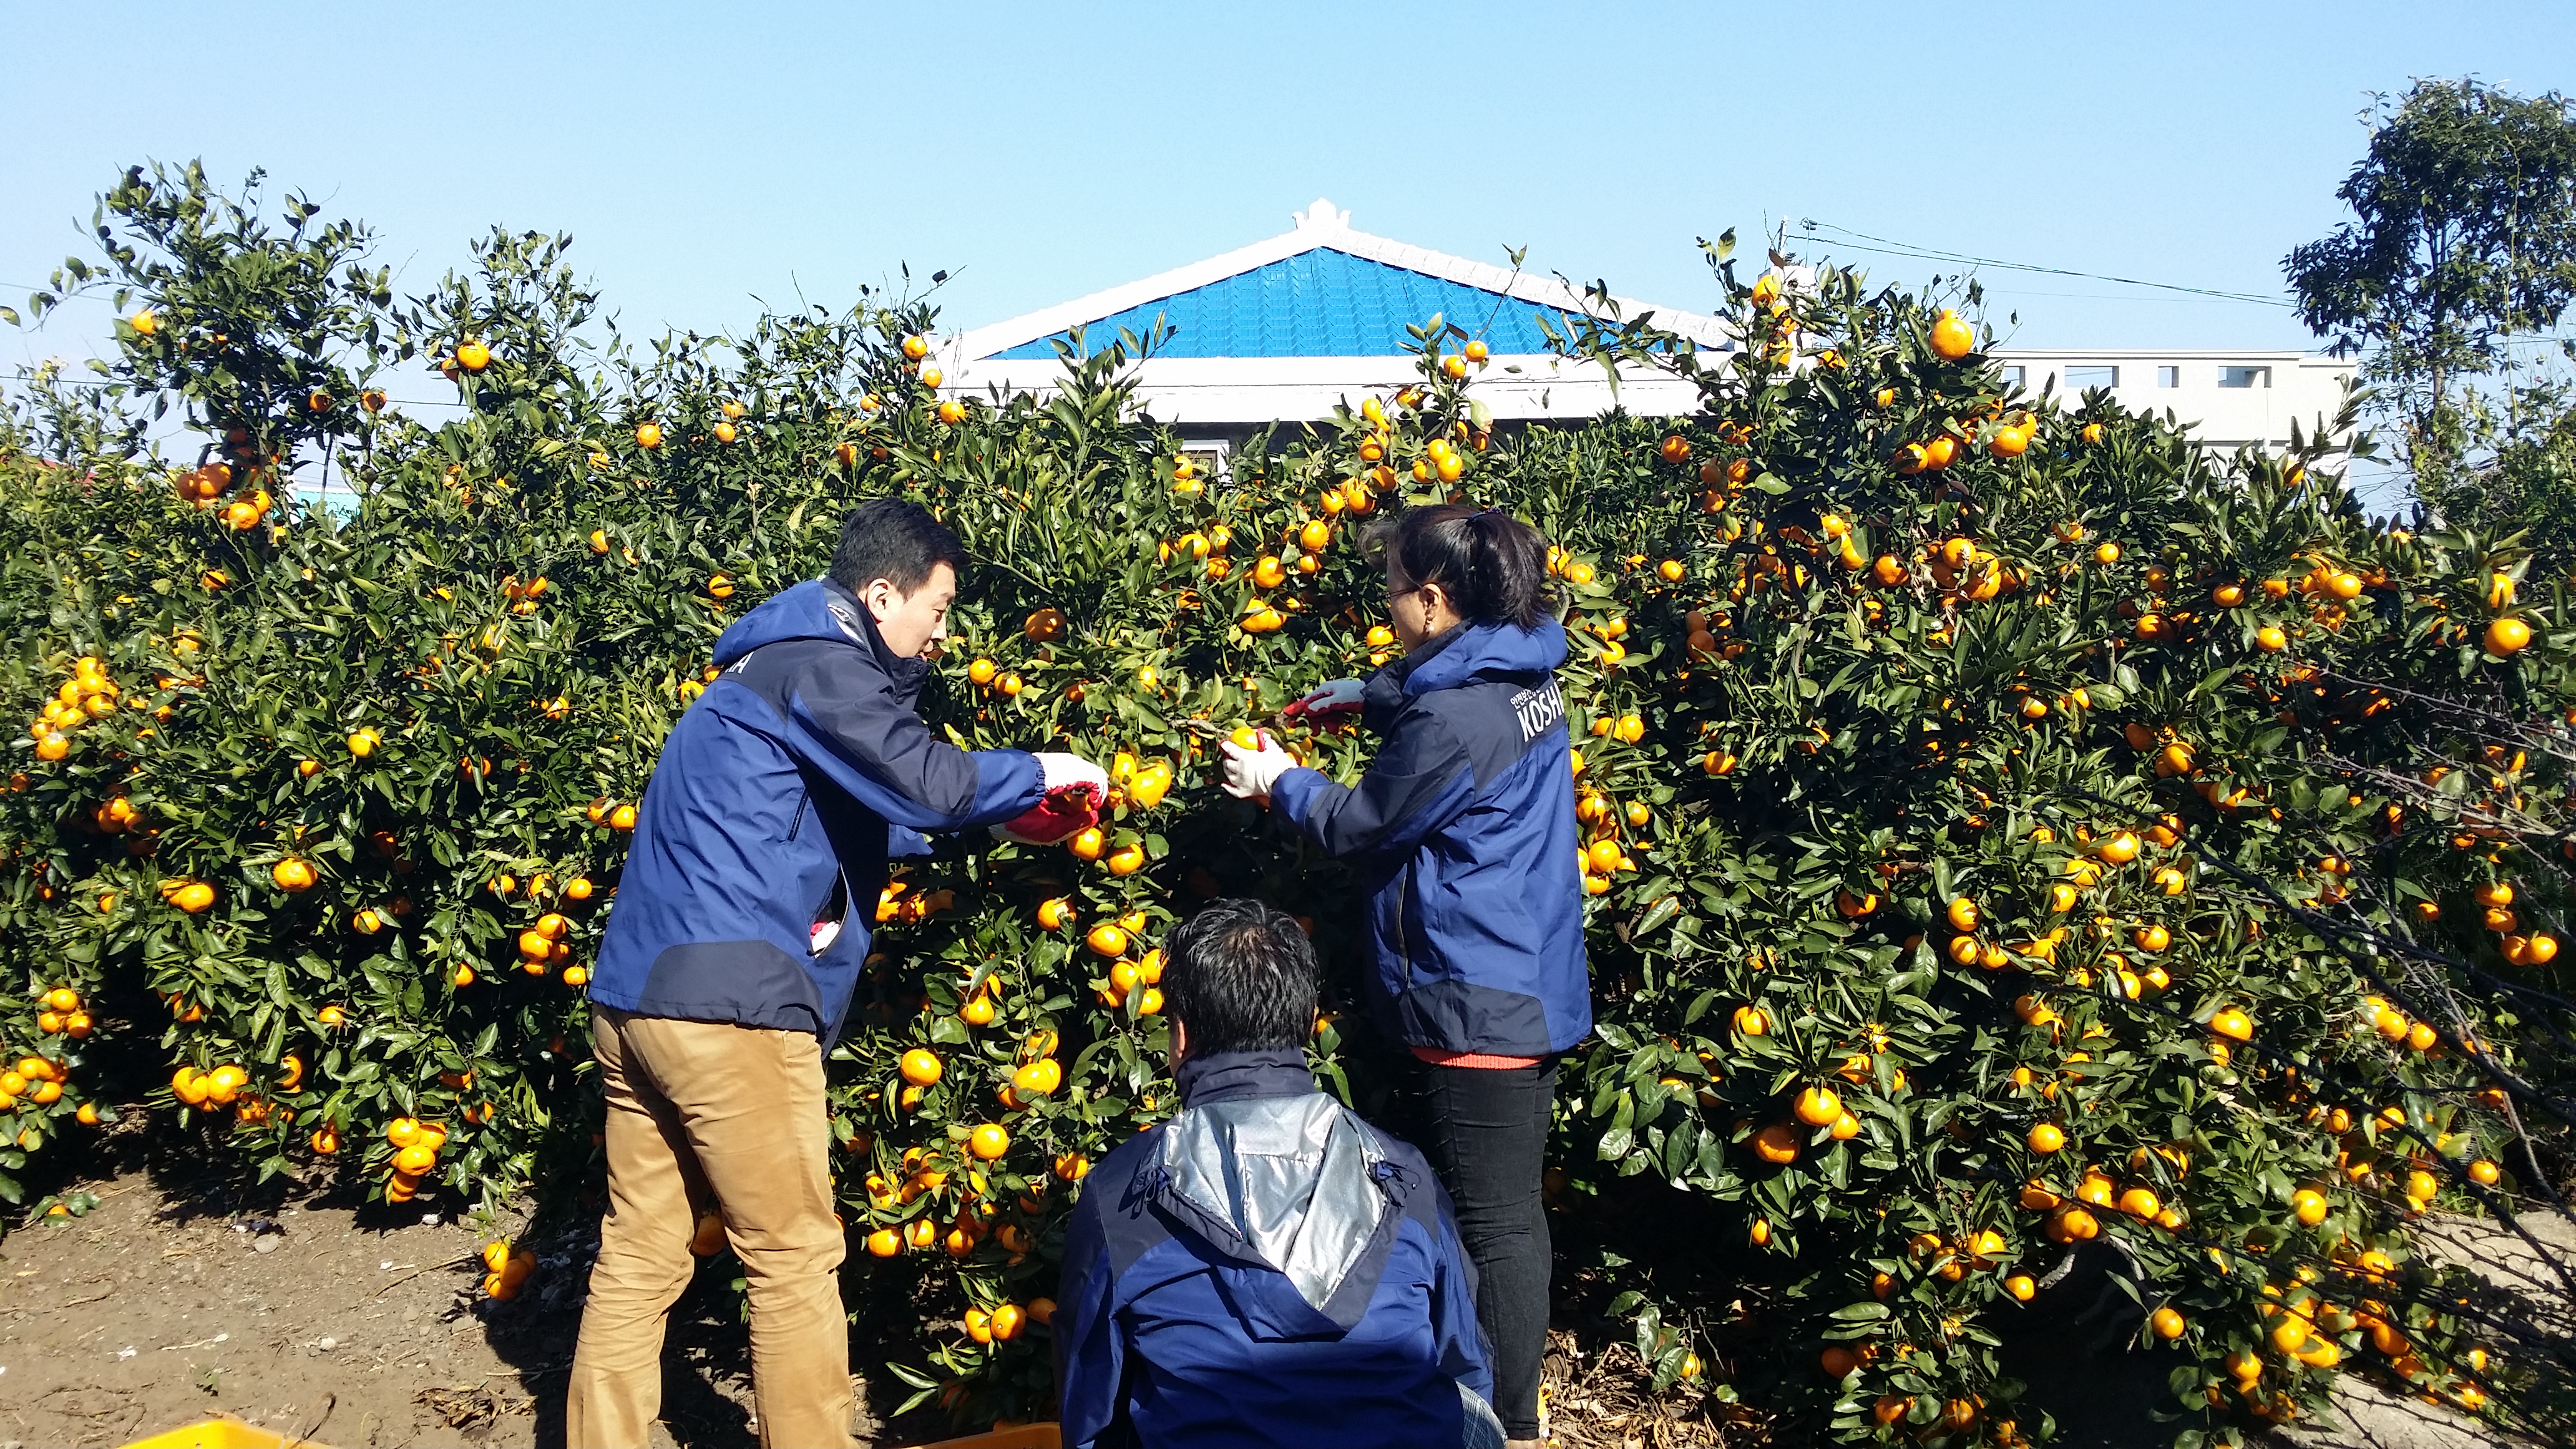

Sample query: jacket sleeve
[1055,1194,1129,1449]
[1269,708,1479,861]
[776,658,1044,832]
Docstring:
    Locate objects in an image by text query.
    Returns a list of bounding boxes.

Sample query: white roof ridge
[949,200,1732,361]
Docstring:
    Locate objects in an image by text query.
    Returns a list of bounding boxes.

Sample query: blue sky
[3,0,2571,378]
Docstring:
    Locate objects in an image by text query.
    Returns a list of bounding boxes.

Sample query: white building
[1990,351,2355,454]
[940,200,2353,462]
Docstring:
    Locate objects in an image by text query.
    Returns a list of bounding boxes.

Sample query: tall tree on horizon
[2284,77,2576,518]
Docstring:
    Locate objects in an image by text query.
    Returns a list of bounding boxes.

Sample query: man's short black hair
[830,498,968,596]
[1165,899,1319,1056]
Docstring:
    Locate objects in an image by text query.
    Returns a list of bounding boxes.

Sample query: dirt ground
[0,1124,2543,1449]
[0,1121,814,1449]
[0,1120,1735,1449]
[0,1151,1724,1449]
[0,1166,547,1448]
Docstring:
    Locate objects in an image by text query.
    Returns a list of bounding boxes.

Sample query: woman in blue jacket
[1221,503,1588,1449]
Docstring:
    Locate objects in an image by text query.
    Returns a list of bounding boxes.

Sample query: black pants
[1398,1055,1555,1440]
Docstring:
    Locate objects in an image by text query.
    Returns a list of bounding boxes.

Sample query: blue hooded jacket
[1270,622,1590,1057]
[588,578,1043,1040]
[1056,1048,1493,1449]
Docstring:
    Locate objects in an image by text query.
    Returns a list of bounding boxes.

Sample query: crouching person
[1056,898,1504,1449]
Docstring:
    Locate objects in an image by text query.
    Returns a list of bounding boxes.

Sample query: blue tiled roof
[986,247,1596,360]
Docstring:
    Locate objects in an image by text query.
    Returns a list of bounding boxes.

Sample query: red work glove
[993,754,1109,844]
[1281,678,1366,721]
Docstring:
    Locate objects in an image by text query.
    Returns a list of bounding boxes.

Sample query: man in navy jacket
[570,499,1105,1449]
[1056,899,1503,1449]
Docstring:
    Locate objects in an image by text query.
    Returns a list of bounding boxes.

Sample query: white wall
[945,347,2356,454]
[1990,351,2356,454]
[943,352,1706,428]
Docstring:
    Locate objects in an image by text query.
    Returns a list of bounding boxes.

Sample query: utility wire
[1,369,469,410]
[1795,221,2296,308]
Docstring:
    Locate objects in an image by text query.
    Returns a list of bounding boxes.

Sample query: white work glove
[1034,751,1110,798]
[1284,678,1366,720]
[1219,731,1299,801]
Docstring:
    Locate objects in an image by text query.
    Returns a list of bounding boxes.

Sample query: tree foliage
[3,165,2575,1447]
[2284,78,2576,506]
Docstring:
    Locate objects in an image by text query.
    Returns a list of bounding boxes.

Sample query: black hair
[1366,502,1555,630]
[829,498,967,596]
[1164,898,1319,1056]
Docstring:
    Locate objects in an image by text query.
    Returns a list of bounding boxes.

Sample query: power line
[1955,287,2284,306]
[1,368,470,410]
[2,284,474,408]
[1794,221,2296,308]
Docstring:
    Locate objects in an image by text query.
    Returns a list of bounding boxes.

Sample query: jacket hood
[1395,620,1566,698]
[1150,1050,1413,1331]
[713,578,879,668]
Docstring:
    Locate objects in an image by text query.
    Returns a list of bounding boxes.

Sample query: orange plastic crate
[124,1410,1058,1448]
[903,1425,1060,1449]
[121,1420,325,1449]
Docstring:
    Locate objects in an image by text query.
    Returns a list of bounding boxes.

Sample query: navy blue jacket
[1056,1048,1493,1449]
[1272,622,1591,1057]
[588,578,1043,1040]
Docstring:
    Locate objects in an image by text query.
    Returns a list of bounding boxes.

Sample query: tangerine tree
[4,165,2573,1447]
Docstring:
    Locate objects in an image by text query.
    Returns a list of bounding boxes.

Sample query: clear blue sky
[4,0,2571,379]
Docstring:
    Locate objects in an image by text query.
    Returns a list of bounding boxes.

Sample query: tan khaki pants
[566,1007,853,1449]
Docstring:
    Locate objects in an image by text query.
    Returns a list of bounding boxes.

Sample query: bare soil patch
[0,1123,793,1449]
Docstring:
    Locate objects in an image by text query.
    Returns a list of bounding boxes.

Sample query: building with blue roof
[982,246,1609,362]
[940,200,2352,462]
[944,200,1729,456]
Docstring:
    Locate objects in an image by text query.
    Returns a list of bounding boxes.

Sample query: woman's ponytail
[1369,502,1557,630]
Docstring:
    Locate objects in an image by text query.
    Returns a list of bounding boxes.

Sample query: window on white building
[2065,365,2119,391]
[2218,366,2271,389]
[2157,366,2180,388]
[1181,441,1232,479]
[2001,365,2026,388]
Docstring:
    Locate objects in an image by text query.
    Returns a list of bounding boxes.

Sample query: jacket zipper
[788,787,811,841]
